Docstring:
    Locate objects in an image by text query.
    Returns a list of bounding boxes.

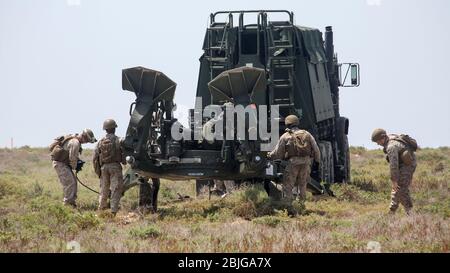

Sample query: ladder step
[272,79,290,83]
[273,84,292,88]
[270,56,296,61]
[273,64,294,69]
[273,97,291,102]
[209,26,227,31]
[209,46,226,50]
[274,103,295,108]
[269,45,293,49]
[206,57,228,62]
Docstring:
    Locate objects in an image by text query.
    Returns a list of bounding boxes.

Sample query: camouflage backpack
[288,130,312,157]
[98,136,122,164]
[49,135,76,163]
[392,134,418,152]
[388,134,418,166]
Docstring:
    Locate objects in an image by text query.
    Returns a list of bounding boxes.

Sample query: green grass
[0,147,448,252]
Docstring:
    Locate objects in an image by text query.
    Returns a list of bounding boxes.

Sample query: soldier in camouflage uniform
[93,119,126,215]
[51,129,97,207]
[268,115,321,201]
[371,128,417,215]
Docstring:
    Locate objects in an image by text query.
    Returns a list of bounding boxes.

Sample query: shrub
[129,225,161,239]
[73,212,101,229]
[253,216,287,228]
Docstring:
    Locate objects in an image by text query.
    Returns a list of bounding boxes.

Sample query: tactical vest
[286,129,312,158]
[98,135,123,165]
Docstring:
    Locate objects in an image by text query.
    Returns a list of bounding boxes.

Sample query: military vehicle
[121,10,359,210]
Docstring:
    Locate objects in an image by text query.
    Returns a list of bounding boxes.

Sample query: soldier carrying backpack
[49,129,97,207]
[268,115,321,203]
[93,119,126,216]
[371,128,418,215]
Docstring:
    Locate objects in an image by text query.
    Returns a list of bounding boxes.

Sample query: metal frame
[339,63,360,87]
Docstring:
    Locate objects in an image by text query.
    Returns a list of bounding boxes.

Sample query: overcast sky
[0,0,449,149]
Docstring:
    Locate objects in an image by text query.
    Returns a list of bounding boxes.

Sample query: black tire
[343,135,351,183]
[319,141,334,184]
[335,117,350,183]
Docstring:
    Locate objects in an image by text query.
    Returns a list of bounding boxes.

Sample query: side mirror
[339,63,360,87]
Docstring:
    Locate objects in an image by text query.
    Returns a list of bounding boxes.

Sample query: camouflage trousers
[53,161,77,206]
[390,164,416,213]
[99,163,123,213]
[283,157,312,201]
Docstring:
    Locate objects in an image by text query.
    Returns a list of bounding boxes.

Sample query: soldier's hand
[76,160,85,173]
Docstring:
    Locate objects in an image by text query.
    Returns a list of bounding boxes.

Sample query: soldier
[93,119,126,215]
[371,128,417,215]
[50,129,97,207]
[268,115,321,202]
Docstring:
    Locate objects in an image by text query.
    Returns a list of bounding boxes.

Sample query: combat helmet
[285,115,300,127]
[371,128,387,142]
[103,119,118,130]
[82,128,97,143]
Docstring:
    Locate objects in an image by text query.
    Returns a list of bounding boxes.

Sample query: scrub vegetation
[0,147,448,252]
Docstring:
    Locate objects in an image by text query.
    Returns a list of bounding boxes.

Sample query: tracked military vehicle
[121,10,359,210]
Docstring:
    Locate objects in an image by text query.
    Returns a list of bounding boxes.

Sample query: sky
[0,0,449,149]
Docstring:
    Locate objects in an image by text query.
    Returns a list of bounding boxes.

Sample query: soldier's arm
[93,143,101,174]
[308,132,321,163]
[268,135,287,160]
[92,143,100,166]
[93,143,99,161]
[386,144,400,182]
[68,139,80,169]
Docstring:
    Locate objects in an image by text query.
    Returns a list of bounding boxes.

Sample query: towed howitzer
[119,10,360,209]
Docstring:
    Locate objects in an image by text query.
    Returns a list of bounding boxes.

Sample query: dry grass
[0,146,448,252]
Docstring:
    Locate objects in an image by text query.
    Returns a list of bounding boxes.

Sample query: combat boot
[405,207,413,216]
